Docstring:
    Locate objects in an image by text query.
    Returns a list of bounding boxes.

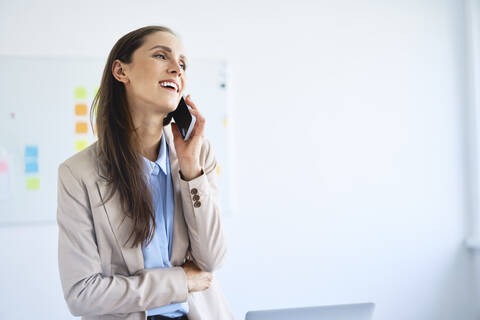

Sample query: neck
[126,92,170,162]
[132,112,167,162]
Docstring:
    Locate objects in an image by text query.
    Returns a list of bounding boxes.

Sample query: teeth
[160,81,178,91]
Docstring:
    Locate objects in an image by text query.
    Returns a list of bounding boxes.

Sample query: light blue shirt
[141,131,188,317]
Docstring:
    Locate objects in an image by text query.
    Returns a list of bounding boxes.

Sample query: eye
[154,53,187,71]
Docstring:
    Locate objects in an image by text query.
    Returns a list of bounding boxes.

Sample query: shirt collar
[142,130,168,176]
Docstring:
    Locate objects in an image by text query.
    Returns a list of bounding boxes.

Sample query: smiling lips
[160,85,177,93]
[159,80,179,92]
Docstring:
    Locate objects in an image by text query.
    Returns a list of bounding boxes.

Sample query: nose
[168,60,183,76]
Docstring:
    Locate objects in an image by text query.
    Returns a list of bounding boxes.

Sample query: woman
[56,25,233,320]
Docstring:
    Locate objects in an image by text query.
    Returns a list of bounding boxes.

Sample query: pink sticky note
[0,160,8,173]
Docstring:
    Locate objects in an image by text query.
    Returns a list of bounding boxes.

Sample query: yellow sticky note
[26,177,40,190]
[216,164,221,176]
[75,87,87,100]
[75,122,88,134]
[75,104,87,115]
[75,140,89,151]
[222,117,228,127]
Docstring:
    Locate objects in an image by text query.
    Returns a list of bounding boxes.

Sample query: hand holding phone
[169,95,205,181]
[171,96,196,141]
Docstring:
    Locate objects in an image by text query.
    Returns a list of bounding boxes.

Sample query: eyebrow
[149,45,187,61]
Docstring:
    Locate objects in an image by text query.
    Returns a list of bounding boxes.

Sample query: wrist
[181,267,192,292]
[180,168,203,181]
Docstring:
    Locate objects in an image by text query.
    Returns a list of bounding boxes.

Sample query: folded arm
[57,163,188,317]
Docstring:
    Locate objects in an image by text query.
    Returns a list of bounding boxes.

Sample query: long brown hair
[90,25,177,249]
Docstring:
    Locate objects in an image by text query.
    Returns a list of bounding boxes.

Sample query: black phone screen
[171,96,194,140]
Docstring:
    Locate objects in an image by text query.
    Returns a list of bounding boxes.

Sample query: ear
[111,59,129,84]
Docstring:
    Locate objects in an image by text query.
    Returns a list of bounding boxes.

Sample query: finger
[190,108,205,127]
[194,114,206,137]
[170,122,178,137]
[185,95,199,111]
[187,112,205,140]
[189,108,205,125]
[189,123,202,140]
[170,122,183,142]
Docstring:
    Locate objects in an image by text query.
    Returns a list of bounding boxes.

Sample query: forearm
[178,169,227,272]
[60,266,187,317]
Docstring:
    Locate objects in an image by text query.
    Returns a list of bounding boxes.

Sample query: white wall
[0,0,476,319]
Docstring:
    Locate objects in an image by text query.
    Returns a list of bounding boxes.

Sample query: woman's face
[114,31,188,115]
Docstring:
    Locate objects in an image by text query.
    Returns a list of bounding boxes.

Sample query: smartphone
[171,96,196,141]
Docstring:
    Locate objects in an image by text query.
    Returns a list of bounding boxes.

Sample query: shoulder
[58,141,101,183]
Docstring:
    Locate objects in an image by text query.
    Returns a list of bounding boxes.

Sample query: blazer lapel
[95,125,188,277]
[164,124,189,265]
[96,178,144,275]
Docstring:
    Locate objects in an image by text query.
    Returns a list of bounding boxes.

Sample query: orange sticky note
[75,104,87,115]
[76,122,88,134]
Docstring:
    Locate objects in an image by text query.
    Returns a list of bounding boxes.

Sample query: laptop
[245,302,375,320]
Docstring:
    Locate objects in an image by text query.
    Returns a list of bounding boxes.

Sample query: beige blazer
[56,125,234,320]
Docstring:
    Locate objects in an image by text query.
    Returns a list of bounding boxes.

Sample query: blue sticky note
[25,161,39,174]
[25,145,38,158]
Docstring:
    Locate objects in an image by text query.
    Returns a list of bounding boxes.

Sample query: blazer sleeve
[56,163,188,317]
[177,139,227,272]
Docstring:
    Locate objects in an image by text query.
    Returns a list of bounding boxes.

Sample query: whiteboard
[0,55,232,224]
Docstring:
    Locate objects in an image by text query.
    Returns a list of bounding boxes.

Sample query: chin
[155,95,179,112]
[166,100,179,112]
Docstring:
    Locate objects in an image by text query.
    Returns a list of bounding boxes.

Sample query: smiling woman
[56,25,233,320]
